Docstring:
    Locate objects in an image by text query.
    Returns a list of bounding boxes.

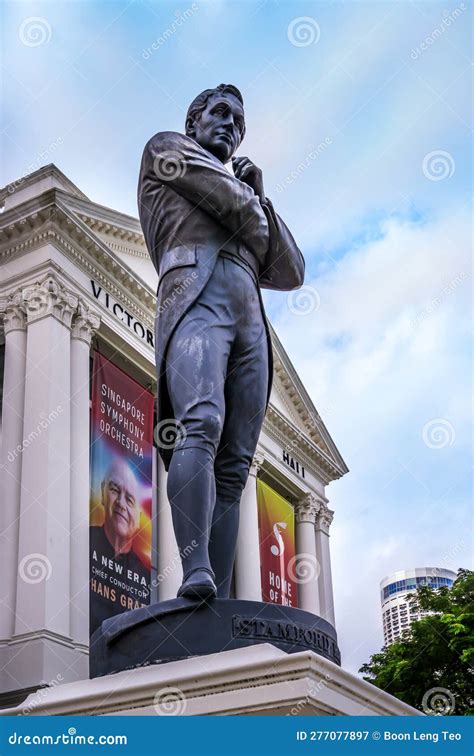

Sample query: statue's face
[102,463,140,543]
[191,93,245,163]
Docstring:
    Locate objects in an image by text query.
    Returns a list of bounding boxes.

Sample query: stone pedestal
[0,644,421,717]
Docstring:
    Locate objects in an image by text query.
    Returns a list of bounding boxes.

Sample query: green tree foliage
[359,569,474,715]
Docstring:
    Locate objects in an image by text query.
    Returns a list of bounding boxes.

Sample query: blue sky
[2,0,472,674]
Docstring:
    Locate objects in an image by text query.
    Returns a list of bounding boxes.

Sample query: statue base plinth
[4,643,421,717]
[90,598,340,678]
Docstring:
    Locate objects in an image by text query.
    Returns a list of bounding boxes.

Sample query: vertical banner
[257,480,298,607]
[89,352,153,637]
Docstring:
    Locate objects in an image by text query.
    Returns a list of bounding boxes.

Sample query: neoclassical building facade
[0,165,349,707]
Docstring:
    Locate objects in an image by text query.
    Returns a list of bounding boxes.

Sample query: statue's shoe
[177,568,217,601]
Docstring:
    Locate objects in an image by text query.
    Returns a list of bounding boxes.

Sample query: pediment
[61,195,158,290]
[270,370,310,433]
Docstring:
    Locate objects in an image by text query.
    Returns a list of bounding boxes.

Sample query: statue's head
[185,84,245,163]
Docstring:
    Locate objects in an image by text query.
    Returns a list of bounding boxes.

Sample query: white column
[156,453,182,600]
[234,451,264,601]
[69,300,100,648]
[150,448,159,604]
[315,502,336,627]
[293,492,321,615]
[14,276,77,639]
[0,293,27,640]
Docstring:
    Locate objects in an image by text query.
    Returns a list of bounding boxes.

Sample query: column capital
[71,299,101,345]
[0,290,27,333]
[22,275,78,328]
[249,450,265,477]
[294,492,320,524]
[316,503,334,534]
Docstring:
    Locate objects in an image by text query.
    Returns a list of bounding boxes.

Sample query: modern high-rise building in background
[380,567,457,646]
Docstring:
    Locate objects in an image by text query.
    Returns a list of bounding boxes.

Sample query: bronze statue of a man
[138,84,304,601]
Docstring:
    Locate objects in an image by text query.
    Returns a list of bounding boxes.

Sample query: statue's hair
[185,84,246,139]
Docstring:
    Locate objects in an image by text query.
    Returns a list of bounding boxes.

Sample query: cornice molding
[78,214,144,243]
[264,405,346,484]
[0,164,88,207]
[0,197,156,329]
[62,192,143,236]
[55,191,153,261]
[272,370,308,430]
[59,192,149,259]
[6,628,76,650]
[273,355,329,452]
[97,237,149,260]
[270,331,349,477]
[77,217,148,259]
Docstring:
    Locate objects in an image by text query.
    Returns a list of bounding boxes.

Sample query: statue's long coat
[138,132,305,470]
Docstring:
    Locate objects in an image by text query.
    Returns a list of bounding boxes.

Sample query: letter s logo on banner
[271,521,287,556]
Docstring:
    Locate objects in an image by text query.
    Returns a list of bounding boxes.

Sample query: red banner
[89,352,154,636]
[257,480,297,607]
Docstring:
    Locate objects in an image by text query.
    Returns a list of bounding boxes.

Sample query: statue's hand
[232,156,265,203]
